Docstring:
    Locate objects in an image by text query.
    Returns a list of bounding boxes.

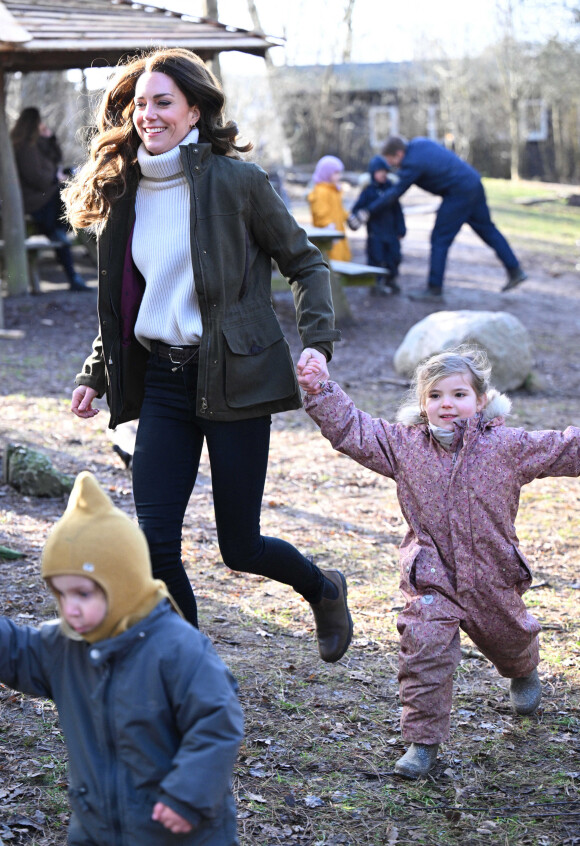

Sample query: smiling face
[423,372,487,430]
[50,575,108,635]
[133,71,200,155]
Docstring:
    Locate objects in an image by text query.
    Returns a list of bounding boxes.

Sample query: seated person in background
[10,107,89,292]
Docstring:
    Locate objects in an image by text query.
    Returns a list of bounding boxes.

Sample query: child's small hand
[152,801,193,834]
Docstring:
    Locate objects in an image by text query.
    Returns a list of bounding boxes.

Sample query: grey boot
[509,668,541,715]
[394,743,439,779]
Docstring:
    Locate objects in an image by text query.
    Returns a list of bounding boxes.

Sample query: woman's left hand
[297,348,328,394]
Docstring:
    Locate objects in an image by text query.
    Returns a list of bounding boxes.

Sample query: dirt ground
[0,187,579,845]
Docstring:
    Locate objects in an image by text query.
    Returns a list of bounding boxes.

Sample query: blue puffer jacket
[367,138,482,214]
[352,155,406,240]
[0,601,243,846]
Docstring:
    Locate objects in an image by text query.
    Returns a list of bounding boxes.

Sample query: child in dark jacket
[0,471,243,845]
[348,155,406,295]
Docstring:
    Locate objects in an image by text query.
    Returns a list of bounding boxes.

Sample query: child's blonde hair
[397,345,492,424]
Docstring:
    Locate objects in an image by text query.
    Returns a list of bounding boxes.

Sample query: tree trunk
[202,0,222,83]
[0,69,29,303]
[509,95,520,181]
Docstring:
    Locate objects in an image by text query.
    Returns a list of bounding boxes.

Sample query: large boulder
[393,310,533,391]
[2,443,74,498]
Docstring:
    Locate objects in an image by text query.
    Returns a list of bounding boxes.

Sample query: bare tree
[202,0,222,83]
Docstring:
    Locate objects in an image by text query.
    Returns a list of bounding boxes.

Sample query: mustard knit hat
[42,471,177,643]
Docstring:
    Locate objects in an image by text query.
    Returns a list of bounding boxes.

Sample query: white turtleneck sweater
[133,127,203,349]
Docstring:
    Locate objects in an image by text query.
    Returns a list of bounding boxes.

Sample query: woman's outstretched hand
[71,385,100,419]
[297,347,328,395]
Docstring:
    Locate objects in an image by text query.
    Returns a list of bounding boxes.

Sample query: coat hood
[396,388,512,427]
[368,155,389,178]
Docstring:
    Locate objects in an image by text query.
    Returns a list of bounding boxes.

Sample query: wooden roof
[0,0,282,72]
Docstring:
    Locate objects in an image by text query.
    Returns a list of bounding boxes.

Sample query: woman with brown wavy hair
[64,47,352,665]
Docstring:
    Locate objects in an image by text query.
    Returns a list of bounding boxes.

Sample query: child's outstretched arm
[303,380,398,478]
[514,425,580,485]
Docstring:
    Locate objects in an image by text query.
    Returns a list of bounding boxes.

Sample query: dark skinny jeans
[132,351,324,627]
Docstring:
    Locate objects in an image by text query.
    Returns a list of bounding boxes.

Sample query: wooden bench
[0,234,63,294]
[329,259,390,286]
[271,259,389,293]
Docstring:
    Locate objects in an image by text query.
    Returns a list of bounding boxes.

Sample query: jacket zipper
[187,146,210,414]
[101,663,124,845]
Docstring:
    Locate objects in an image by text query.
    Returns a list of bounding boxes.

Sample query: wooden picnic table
[302,225,353,323]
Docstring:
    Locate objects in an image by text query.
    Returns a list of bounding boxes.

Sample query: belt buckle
[168,346,185,364]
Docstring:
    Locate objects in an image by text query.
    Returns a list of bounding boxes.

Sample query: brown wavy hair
[63,47,252,232]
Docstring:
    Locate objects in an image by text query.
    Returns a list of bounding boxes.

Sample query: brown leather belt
[150,341,200,365]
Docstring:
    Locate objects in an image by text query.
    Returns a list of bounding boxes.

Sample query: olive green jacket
[76,143,340,428]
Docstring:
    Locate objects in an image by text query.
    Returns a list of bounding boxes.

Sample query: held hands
[297,348,328,395]
[152,802,193,834]
[346,209,370,230]
[71,385,100,419]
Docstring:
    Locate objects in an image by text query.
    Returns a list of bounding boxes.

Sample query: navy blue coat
[367,138,481,214]
[0,601,243,845]
[353,156,406,239]
[352,155,405,271]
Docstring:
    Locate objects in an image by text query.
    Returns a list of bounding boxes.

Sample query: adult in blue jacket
[375,136,527,300]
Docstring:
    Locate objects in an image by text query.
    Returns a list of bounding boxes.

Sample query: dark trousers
[429,182,519,290]
[132,353,324,626]
[30,193,77,282]
[367,233,402,277]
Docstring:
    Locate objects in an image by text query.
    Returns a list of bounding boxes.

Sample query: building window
[369,105,399,148]
[520,100,548,142]
[427,104,438,140]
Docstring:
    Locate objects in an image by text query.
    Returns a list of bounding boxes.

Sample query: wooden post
[0,68,30,298]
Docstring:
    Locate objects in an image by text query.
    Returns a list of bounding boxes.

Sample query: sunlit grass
[483,177,580,258]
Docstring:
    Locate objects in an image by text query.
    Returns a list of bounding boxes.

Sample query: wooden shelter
[0,0,281,315]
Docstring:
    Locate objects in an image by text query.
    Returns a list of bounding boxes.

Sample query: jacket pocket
[512,545,533,594]
[222,311,297,408]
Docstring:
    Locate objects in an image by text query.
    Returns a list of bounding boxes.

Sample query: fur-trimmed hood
[396,388,512,427]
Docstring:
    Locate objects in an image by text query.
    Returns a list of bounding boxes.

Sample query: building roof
[0,0,282,72]
[273,61,436,93]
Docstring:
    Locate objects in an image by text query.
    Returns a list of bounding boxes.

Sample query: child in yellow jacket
[307,156,351,261]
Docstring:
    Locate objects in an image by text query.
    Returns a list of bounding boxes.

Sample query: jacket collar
[179,141,214,177]
[84,600,172,666]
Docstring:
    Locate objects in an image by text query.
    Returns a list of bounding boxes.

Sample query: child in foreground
[0,471,243,844]
[299,347,580,778]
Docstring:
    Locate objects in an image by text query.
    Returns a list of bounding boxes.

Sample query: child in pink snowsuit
[299,346,580,778]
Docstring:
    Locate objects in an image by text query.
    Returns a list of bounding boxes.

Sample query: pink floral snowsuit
[304,382,580,744]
